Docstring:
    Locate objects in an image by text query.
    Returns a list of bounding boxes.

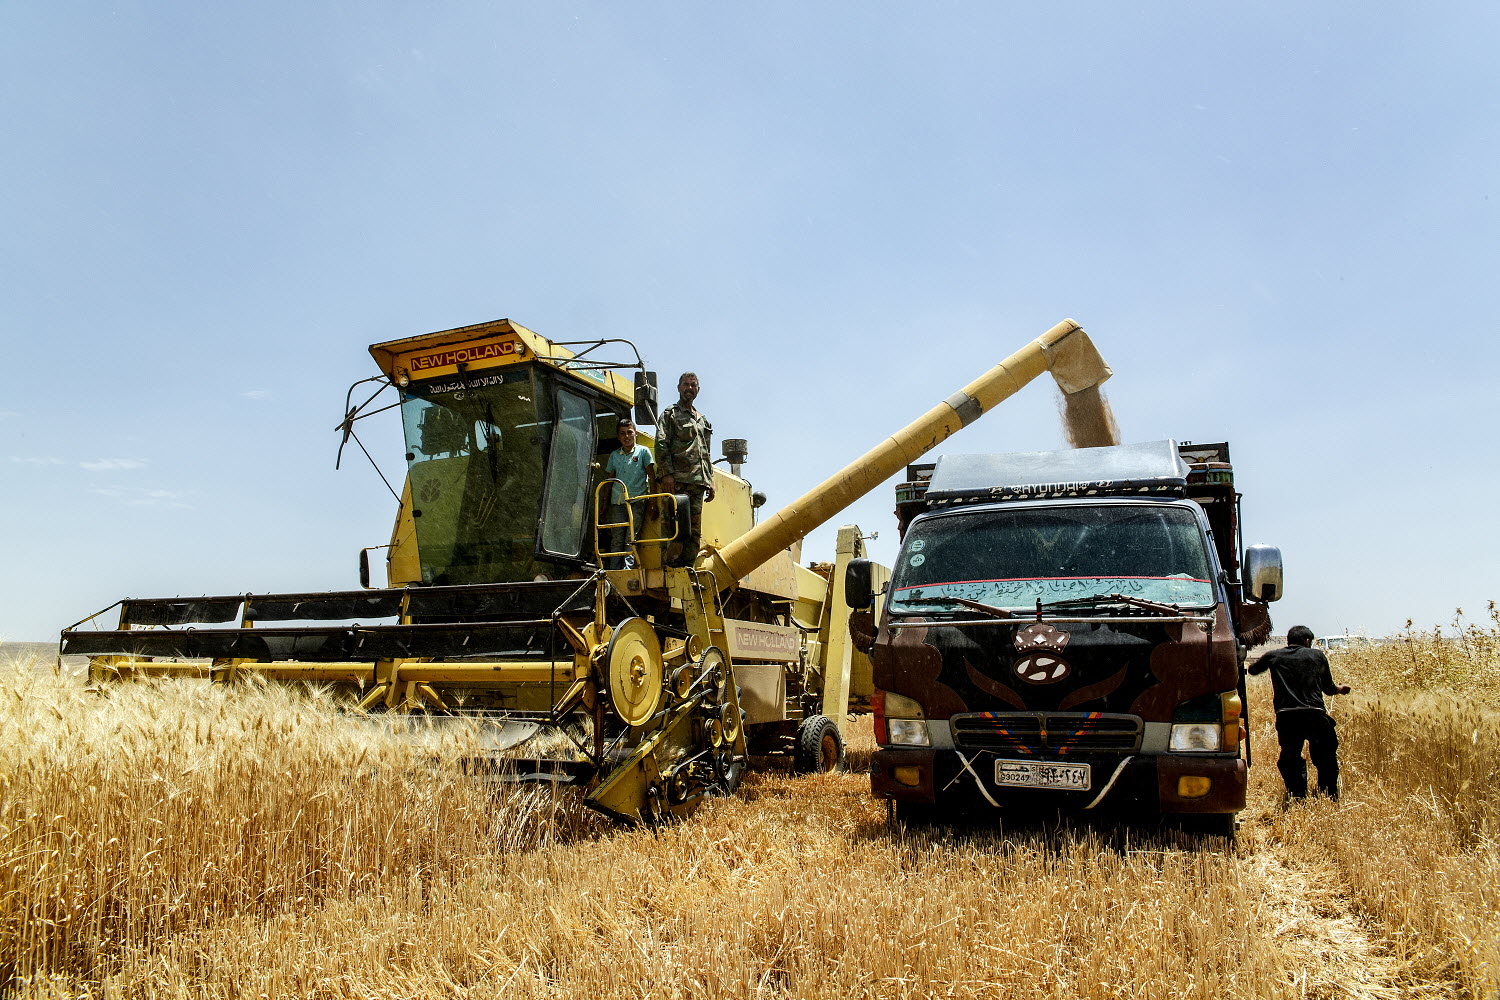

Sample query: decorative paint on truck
[856,440,1281,834]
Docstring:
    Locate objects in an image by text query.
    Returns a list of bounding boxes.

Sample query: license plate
[994,759,1092,791]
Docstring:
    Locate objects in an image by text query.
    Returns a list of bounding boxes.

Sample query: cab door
[536,385,597,563]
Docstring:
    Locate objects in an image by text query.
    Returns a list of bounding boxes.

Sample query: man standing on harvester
[1250,625,1352,802]
[604,416,654,569]
[656,371,714,567]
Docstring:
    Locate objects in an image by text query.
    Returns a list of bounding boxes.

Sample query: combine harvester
[62,318,1111,822]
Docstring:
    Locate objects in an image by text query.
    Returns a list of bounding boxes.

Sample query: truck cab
[857,440,1281,831]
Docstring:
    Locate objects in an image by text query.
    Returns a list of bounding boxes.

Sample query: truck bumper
[871,747,1245,817]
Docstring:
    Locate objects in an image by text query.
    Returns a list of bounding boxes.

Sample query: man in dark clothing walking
[1249,625,1352,801]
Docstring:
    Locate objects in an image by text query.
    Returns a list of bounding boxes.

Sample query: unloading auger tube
[705,319,1112,587]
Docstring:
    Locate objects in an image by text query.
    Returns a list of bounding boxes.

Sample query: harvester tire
[793,715,843,774]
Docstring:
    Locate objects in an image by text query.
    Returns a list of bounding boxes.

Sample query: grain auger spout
[704,319,1113,588]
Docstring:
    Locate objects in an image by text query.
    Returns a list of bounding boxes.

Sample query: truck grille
[951,712,1141,755]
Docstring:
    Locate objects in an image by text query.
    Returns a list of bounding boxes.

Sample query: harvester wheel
[606,618,664,728]
[794,715,844,774]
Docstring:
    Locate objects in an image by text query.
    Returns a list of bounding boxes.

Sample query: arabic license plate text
[994,759,1091,791]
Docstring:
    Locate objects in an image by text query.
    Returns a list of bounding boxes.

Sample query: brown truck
[848,440,1283,835]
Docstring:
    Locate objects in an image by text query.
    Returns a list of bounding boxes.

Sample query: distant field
[0,642,87,674]
[2,612,1497,998]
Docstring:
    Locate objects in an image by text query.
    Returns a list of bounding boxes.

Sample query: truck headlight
[887,719,931,747]
[1169,723,1222,752]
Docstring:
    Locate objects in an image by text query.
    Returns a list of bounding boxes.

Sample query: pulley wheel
[714,749,737,786]
[697,645,727,702]
[718,700,742,744]
[606,618,664,728]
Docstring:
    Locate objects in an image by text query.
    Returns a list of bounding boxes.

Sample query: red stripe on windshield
[894,575,1209,593]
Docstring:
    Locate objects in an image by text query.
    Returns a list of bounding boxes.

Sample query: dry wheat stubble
[3,641,1497,999]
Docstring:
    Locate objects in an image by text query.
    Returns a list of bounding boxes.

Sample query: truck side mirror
[1243,544,1283,602]
[845,558,874,609]
[633,371,658,426]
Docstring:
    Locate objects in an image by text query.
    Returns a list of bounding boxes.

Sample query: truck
[849,440,1282,835]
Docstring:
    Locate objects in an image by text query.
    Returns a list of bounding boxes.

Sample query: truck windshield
[890,504,1215,612]
[398,366,550,585]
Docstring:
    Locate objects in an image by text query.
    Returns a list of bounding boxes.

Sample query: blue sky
[3,3,1496,641]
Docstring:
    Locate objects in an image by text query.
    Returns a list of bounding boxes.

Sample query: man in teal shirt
[604,416,654,568]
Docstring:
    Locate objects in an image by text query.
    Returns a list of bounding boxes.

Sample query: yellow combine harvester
[62,317,1111,822]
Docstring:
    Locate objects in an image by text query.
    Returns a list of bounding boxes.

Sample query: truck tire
[793,715,844,774]
[893,800,943,826]
[1174,812,1237,840]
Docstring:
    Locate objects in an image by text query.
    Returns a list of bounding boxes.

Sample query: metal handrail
[591,480,680,562]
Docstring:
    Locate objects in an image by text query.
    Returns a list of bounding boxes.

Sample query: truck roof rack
[924,440,1191,505]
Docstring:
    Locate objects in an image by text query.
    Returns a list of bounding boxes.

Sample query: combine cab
[63,317,1112,823]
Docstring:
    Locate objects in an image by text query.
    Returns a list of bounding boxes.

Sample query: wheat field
[3,611,1497,999]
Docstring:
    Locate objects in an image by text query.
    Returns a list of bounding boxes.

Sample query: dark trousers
[1275,710,1340,800]
[605,499,646,569]
[670,486,706,567]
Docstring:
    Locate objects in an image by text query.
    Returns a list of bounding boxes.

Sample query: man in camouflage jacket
[656,371,715,566]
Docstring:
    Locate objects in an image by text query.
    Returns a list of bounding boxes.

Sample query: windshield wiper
[1034,593,1187,616]
[893,596,1016,619]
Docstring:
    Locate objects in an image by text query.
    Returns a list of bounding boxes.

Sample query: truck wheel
[893,800,942,826]
[793,715,844,774]
[1175,813,1237,840]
